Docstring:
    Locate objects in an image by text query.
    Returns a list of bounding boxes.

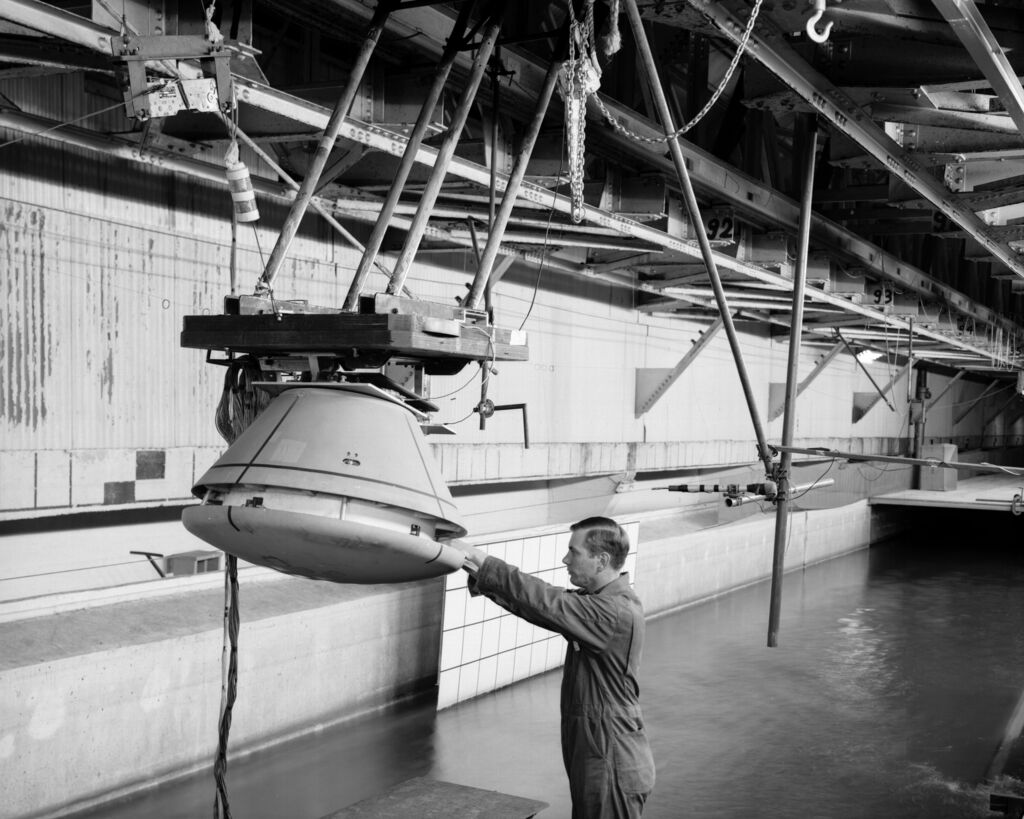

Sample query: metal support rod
[768,116,818,648]
[465,25,564,310]
[835,330,896,411]
[906,317,914,404]
[926,370,963,411]
[912,367,928,460]
[342,0,476,311]
[911,367,929,488]
[622,0,773,474]
[257,1,393,293]
[387,2,507,297]
[773,444,1024,477]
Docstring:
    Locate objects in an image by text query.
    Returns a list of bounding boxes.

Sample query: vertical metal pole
[257,1,393,293]
[912,367,928,487]
[465,26,565,310]
[342,0,477,311]
[767,116,818,648]
[622,0,773,474]
[386,1,507,297]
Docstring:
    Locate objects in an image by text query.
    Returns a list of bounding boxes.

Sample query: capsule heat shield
[182,385,467,583]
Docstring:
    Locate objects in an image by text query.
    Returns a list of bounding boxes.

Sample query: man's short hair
[571,516,630,570]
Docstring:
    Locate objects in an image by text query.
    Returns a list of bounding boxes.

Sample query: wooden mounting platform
[180,312,528,366]
[320,777,548,818]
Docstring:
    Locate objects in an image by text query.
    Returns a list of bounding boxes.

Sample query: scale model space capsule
[182,383,468,583]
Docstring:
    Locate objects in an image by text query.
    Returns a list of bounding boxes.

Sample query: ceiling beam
[930,0,1024,139]
[688,0,1024,281]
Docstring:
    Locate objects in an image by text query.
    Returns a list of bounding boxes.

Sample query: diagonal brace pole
[623,0,773,475]
[343,0,478,311]
[768,115,818,648]
[386,0,507,297]
[257,1,395,293]
[836,330,896,411]
[465,23,567,310]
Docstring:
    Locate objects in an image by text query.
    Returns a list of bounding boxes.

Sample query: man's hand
[448,540,489,574]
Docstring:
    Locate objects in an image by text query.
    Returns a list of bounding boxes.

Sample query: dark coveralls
[471,557,656,818]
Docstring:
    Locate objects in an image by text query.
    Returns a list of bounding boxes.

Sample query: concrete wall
[0,579,442,819]
[0,500,907,819]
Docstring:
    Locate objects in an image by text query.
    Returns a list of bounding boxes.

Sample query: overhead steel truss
[0,0,1021,378]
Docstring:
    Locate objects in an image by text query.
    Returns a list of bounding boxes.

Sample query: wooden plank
[180,314,528,362]
[321,777,548,819]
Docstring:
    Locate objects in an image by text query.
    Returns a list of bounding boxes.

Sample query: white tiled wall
[437,521,640,710]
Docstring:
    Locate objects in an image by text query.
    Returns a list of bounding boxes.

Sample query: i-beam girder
[682,0,1024,281]
[303,0,1022,337]
[0,0,1020,372]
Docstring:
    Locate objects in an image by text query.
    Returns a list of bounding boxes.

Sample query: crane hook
[806,0,833,44]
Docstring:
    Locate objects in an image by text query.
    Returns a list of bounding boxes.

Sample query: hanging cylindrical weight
[224,141,259,223]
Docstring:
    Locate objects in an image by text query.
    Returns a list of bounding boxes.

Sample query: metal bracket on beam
[109,33,234,120]
[634,315,726,417]
[767,341,843,422]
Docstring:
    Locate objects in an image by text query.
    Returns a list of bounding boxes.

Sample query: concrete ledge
[638,501,893,617]
[0,578,443,819]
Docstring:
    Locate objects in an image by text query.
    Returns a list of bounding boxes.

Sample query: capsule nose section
[182,384,467,584]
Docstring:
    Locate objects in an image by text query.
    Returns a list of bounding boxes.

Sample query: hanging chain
[560,0,602,223]
[592,0,765,144]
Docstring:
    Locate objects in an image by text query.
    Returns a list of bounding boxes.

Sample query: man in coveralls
[457,516,655,818]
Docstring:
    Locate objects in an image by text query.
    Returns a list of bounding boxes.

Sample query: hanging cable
[214,356,271,444]
[212,554,239,819]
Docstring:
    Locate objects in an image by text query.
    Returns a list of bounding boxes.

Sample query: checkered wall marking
[437,521,640,710]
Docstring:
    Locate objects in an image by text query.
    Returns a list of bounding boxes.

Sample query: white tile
[462,622,484,664]
[439,629,463,672]
[442,589,466,631]
[445,568,466,591]
[464,590,487,625]
[476,655,498,694]
[457,664,479,702]
[505,539,524,569]
[495,650,516,689]
[437,669,460,710]
[512,645,533,682]
[530,641,550,675]
[539,534,560,569]
[486,541,506,561]
[498,615,518,652]
[481,616,501,658]
[516,619,535,648]
[522,537,541,573]
[546,637,566,668]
